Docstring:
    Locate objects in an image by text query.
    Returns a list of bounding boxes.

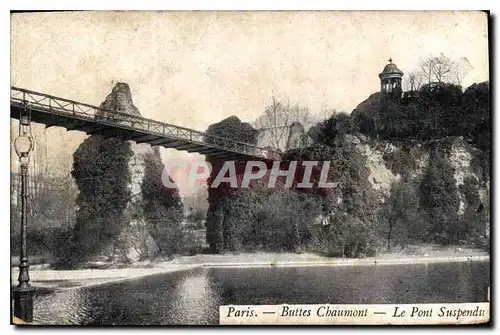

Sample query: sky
[10,11,489,196]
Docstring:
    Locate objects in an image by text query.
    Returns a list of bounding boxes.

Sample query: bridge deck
[10,87,281,161]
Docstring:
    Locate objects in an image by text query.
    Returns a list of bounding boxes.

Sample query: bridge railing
[11,87,282,159]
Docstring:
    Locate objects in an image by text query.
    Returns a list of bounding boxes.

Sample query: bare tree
[451,57,474,86]
[404,71,423,92]
[293,103,313,127]
[420,57,436,84]
[18,127,79,230]
[419,54,470,85]
[254,97,312,151]
[432,54,454,83]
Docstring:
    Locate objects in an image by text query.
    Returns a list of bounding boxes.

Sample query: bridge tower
[379,58,404,100]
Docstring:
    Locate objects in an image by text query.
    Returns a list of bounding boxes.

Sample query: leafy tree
[141,148,184,256]
[378,180,429,250]
[325,212,377,258]
[57,136,133,268]
[419,151,460,244]
[314,112,353,146]
[251,188,321,252]
[204,116,259,253]
[205,115,258,145]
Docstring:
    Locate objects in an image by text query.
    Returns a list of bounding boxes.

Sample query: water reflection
[31,262,489,325]
[169,269,220,324]
[34,288,92,325]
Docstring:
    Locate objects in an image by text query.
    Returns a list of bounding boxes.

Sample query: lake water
[32,261,490,325]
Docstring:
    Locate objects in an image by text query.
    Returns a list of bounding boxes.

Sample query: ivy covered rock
[68,136,133,267]
[60,83,182,267]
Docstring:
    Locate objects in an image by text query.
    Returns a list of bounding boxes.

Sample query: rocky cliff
[343,133,488,233]
[70,83,182,264]
[103,84,163,261]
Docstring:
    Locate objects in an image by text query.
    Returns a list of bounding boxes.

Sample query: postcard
[10,10,490,326]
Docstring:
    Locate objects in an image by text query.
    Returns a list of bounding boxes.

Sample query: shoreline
[11,254,490,291]
[202,255,490,268]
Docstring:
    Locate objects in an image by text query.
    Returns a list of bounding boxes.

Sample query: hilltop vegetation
[203,81,490,256]
[351,82,490,176]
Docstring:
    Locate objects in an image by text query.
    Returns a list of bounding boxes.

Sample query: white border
[2,1,498,334]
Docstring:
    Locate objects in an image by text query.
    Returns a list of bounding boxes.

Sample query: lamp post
[12,105,34,323]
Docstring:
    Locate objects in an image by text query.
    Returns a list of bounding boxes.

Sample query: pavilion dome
[379,59,404,78]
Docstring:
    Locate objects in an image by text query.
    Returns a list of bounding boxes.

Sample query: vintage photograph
[10,11,490,325]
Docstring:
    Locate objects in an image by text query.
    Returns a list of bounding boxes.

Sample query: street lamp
[12,107,34,323]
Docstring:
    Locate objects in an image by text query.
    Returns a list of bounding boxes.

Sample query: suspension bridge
[10,87,283,161]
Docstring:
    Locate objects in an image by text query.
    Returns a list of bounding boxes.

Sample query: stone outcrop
[285,122,313,150]
[310,132,489,236]
[99,83,141,116]
[446,138,484,216]
[256,121,313,152]
[75,83,166,263]
[105,84,162,262]
[347,135,401,201]
[344,134,488,218]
